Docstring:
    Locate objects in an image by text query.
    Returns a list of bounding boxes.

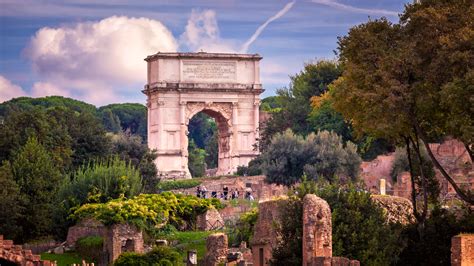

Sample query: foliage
[263,129,361,186]
[113,246,181,266]
[188,139,206,177]
[188,112,218,169]
[228,208,259,247]
[0,161,25,242]
[331,0,474,203]
[0,96,97,116]
[235,156,263,176]
[161,231,213,263]
[156,179,202,191]
[75,236,103,262]
[40,252,94,266]
[397,206,474,265]
[98,103,147,140]
[9,137,64,242]
[71,192,223,232]
[110,133,157,192]
[259,60,343,150]
[272,179,403,265]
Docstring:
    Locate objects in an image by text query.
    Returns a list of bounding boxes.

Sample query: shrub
[271,178,402,265]
[263,129,361,186]
[75,236,103,262]
[72,192,223,233]
[156,179,202,191]
[235,157,263,176]
[114,246,181,266]
[228,208,259,246]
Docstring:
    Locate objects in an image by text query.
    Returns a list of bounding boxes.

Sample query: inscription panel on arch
[182,60,236,83]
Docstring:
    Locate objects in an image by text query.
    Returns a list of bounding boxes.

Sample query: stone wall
[451,234,474,266]
[0,235,57,266]
[104,223,144,263]
[196,207,224,231]
[251,197,287,266]
[371,195,415,225]
[204,233,228,266]
[303,194,332,265]
[66,218,107,246]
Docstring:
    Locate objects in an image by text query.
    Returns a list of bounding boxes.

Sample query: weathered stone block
[204,233,228,266]
[196,207,224,231]
[451,234,474,266]
[303,194,332,265]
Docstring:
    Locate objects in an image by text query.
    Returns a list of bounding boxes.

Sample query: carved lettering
[182,60,236,82]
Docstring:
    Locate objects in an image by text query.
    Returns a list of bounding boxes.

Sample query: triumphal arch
[143,52,263,179]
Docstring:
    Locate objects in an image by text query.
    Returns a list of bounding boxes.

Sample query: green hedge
[76,236,103,262]
[114,246,181,266]
[156,179,202,191]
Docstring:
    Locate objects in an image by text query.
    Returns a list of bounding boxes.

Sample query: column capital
[157,100,165,106]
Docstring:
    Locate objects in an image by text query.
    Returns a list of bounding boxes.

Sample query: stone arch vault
[143,52,263,179]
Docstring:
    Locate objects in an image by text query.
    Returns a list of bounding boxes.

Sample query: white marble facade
[143,52,263,179]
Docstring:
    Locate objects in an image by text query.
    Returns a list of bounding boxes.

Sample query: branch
[405,137,422,223]
[410,135,428,223]
[414,124,474,205]
[463,143,474,163]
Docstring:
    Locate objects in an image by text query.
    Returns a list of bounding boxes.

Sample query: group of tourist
[196,185,255,200]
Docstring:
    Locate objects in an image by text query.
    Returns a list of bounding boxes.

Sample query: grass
[156,179,202,191]
[163,231,218,262]
[40,252,94,266]
[227,198,259,208]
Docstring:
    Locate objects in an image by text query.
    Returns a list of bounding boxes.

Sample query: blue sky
[0,0,410,106]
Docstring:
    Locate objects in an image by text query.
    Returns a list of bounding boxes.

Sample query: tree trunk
[414,123,474,205]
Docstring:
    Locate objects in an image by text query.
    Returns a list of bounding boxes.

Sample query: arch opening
[186,108,231,177]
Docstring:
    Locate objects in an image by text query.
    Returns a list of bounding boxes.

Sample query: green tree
[101,109,122,133]
[188,139,206,177]
[262,130,361,186]
[271,179,402,265]
[11,137,63,242]
[0,161,25,242]
[98,103,147,140]
[331,0,474,204]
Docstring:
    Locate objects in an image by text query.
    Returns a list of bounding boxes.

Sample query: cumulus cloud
[23,16,178,105]
[311,0,398,16]
[0,75,27,103]
[240,1,295,53]
[180,9,237,52]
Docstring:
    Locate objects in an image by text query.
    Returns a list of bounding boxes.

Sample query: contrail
[310,0,398,16]
[240,1,295,53]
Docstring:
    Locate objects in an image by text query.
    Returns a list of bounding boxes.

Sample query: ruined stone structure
[143,52,264,179]
[451,234,474,266]
[196,207,224,231]
[204,233,228,266]
[0,235,57,266]
[104,223,144,263]
[371,195,415,225]
[66,220,143,265]
[303,194,332,265]
[251,197,287,266]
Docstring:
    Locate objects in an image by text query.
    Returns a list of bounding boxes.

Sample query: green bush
[271,178,402,265]
[75,236,103,262]
[72,192,223,233]
[114,246,181,266]
[156,179,202,191]
[228,208,258,246]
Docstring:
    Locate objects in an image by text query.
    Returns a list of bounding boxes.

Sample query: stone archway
[185,102,233,176]
[143,52,263,179]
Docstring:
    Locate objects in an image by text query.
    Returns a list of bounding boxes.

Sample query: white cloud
[310,0,398,16]
[31,82,70,98]
[180,9,237,52]
[0,75,27,103]
[240,1,295,53]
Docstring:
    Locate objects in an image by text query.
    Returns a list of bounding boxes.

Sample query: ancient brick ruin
[0,235,57,266]
[66,220,144,265]
[196,207,225,231]
[303,194,332,264]
[204,233,228,266]
[371,195,415,225]
[451,234,474,266]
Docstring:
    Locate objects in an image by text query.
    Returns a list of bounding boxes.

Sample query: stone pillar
[303,194,332,266]
[204,233,228,266]
[451,234,474,266]
[380,179,386,195]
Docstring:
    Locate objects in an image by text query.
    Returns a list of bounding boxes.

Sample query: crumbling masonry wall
[303,194,332,264]
[451,234,474,266]
[0,235,57,266]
